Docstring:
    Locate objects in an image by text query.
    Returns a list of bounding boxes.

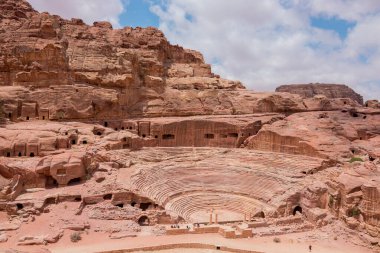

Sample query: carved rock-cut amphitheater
[0,0,379,252]
[127,148,324,223]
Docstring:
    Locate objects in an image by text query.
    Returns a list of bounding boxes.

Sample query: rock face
[276,84,364,105]
[245,110,380,161]
[328,162,380,238]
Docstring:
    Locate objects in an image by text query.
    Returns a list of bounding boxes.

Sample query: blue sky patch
[310,16,356,40]
[119,0,159,28]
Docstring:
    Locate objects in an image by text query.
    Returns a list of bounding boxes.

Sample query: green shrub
[349,157,363,163]
[347,207,361,217]
[70,232,82,243]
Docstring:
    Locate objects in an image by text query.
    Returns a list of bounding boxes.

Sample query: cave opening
[162,134,175,140]
[204,133,215,139]
[293,206,302,215]
[67,177,81,186]
[140,202,152,211]
[103,194,112,200]
[46,176,58,189]
[138,215,149,226]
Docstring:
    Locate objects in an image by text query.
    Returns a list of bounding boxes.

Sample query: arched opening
[71,139,76,145]
[18,152,22,157]
[46,176,58,189]
[103,194,112,200]
[30,152,35,157]
[82,140,88,144]
[6,152,10,157]
[104,122,108,127]
[67,177,81,186]
[16,203,24,210]
[293,206,302,215]
[26,116,30,120]
[255,211,265,218]
[138,216,149,226]
[142,134,146,138]
[42,116,45,120]
[140,202,152,211]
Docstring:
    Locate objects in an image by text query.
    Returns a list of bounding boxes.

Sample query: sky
[28,0,380,100]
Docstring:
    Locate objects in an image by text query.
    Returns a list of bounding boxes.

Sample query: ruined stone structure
[0,0,379,252]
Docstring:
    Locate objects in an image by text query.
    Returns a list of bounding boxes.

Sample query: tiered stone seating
[130,148,324,223]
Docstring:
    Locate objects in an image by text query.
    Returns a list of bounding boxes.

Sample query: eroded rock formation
[276,84,364,105]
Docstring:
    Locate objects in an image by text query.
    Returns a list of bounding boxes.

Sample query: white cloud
[28,0,126,28]
[151,0,380,100]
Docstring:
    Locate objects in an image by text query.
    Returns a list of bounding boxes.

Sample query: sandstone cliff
[245,110,380,161]
[0,0,361,121]
[276,84,364,105]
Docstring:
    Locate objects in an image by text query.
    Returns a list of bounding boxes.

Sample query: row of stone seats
[130,149,324,222]
[132,164,288,205]
[165,192,272,222]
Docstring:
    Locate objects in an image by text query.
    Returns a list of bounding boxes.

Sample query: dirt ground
[1,225,377,253]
